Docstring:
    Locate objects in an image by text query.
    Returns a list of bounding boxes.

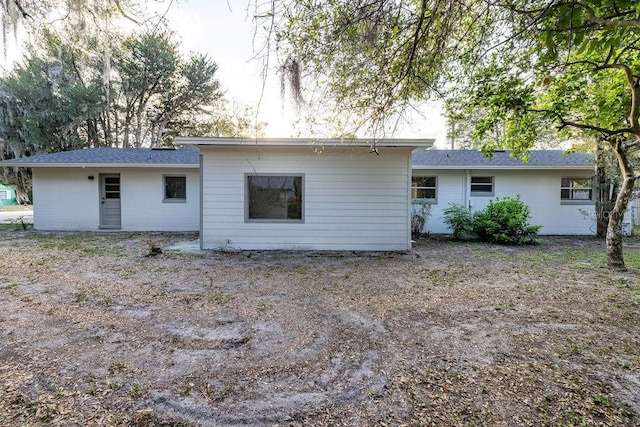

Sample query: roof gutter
[411,165,594,170]
[176,136,435,148]
[0,162,199,168]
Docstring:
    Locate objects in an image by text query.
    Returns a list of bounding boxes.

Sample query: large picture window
[164,175,186,202]
[411,176,437,201]
[247,175,303,221]
[561,177,593,202]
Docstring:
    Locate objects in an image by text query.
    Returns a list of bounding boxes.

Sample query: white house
[2,144,609,244]
[0,138,434,250]
[0,148,200,232]
[411,150,598,235]
[176,137,433,251]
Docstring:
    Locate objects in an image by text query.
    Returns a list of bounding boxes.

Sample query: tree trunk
[605,140,635,269]
[595,165,608,238]
[594,141,610,237]
[12,167,31,205]
[123,103,135,148]
[135,109,144,148]
[86,118,100,147]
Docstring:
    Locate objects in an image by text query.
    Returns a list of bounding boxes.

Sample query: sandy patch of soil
[0,231,639,426]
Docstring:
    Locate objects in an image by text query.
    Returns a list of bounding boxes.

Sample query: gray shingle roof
[0,148,199,166]
[1,147,595,169]
[412,149,594,168]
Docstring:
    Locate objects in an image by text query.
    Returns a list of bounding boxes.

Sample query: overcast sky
[164,1,291,134]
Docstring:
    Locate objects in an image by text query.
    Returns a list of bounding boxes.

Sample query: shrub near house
[442,204,475,240]
[473,196,541,244]
[443,196,541,244]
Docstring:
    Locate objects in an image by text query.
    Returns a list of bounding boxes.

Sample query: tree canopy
[262,0,640,267]
[265,0,639,143]
[0,29,263,203]
[2,0,153,53]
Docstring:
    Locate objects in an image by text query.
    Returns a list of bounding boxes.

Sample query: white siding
[200,146,413,250]
[415,169,596,235]
[33,168,100,230]
[32,167,199,231]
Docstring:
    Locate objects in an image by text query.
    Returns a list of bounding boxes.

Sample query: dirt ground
[0,229,639,426]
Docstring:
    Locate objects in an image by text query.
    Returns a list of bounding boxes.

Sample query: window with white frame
[163,175,186,202]
[561,177,593,202]
[246,175,303,221]
[470,176,494,196]
[411,176,437,201]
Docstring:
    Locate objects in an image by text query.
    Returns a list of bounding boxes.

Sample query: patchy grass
[0,233,638,426]
[0,204,32,212]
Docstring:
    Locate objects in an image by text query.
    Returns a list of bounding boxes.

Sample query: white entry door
[100,174,121,229]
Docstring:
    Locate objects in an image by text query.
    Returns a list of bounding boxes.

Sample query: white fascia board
[176,136,435,148]
[0,163,199,168]
[411,165,595,170]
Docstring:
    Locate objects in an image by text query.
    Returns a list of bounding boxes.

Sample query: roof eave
[176,136,434,148]
[0,162,199,168]
[411,165,595,170]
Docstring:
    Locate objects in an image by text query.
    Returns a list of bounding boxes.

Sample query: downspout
[199,151,204,250]
[463,169,470,211]
[407,153,413,250]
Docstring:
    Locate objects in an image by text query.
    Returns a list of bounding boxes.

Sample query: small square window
[411,176,437,201]
[471,176,494,196]
[164,176,186,202]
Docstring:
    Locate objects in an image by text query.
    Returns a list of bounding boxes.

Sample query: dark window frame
[163,175,187,203]
[245,174,304,222]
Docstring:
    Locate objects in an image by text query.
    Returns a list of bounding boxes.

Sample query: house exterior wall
[0,183,17,205]
[32,167,199,231]
[414,169,596,235]
[199,145,413,250]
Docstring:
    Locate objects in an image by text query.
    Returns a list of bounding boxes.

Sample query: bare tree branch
[113,0,140,25]
[13,0,32,19]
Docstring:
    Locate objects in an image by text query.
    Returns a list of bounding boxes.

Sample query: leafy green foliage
[0,29,259,201]
[0,29,229,151]
[473,196,541,245]
[442,204,475,240]
[443,197,541,245]
[265,0,640,266]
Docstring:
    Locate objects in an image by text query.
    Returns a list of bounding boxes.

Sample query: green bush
[442,197,541,244]
[473,196,541,244]
[443,203,475,240]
